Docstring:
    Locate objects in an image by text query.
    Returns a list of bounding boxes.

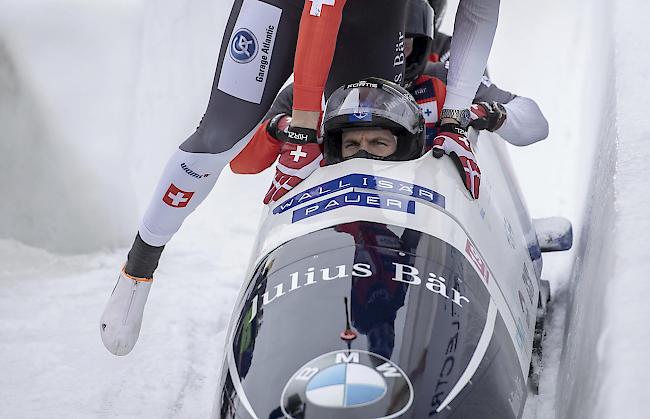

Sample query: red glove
[432,124,481,199]
[264,115,323,204]
[469,101,507,132]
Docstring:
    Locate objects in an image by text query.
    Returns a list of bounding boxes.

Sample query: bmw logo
[229,28,258,64]
[281,350,413,418]
[306,362,386,407]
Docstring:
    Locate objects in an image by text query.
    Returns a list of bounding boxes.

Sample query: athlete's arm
[475,78,548,146]
[291,0,347,130]
[492,97,548,146]
[442,0,500,119]
[229,119,282,175]
[265,84,295,121]
[474,76,548,147]
[424,62,548,146]
[230,85,294,174]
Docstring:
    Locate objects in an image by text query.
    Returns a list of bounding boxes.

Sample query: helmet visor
[323,81,423,135]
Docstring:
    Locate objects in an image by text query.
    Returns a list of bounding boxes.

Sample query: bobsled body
[215,131,542,418]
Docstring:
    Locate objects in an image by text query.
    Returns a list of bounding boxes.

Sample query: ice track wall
[556,1,650,418]
[0,3,143,252]
[0,0,225,253]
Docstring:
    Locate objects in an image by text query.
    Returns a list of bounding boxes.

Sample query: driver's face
[341,128,397,159]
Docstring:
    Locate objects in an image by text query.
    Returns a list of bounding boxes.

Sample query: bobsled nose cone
[99,270,152,356]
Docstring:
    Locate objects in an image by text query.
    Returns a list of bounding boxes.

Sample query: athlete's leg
[326,0,412,96]
[132,0,302,274]
[430,0,500,200]
[101,0,302,356]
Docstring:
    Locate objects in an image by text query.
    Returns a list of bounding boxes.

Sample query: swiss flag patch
[163,183,194,208]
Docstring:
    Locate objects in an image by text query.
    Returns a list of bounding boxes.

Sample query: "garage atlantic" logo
[229,28,258,63]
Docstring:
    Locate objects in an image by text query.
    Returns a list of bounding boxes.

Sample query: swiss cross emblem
[309,0,335,16]
[413,78,438,126]
[163,183,194,208]
[290,145,308,162]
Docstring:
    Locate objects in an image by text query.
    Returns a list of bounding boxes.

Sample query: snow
[554,1,650,418]
[1,0,647,418]
[0,170,266,418]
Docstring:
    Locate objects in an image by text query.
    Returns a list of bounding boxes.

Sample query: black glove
[469,101,507,132]
[267,113,318,144]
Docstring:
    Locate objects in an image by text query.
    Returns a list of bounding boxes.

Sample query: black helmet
[428,0,447,34]
[322,78,425,164]
[405,0,434,87]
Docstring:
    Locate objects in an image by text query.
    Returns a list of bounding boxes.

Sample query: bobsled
[214,129,572,419]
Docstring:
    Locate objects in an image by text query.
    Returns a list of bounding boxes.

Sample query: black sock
[124,233,165,279]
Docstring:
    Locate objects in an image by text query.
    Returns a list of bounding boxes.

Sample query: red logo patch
[163,184,194,208]
[465,239,490,284]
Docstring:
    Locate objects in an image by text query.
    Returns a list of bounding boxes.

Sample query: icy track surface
[1,0,648,418]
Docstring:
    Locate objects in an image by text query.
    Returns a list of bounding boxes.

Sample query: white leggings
[444,0,501,110]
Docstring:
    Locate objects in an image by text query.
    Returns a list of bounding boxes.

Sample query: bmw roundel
[306,362,386,407]
[229,28,258,63]
[281,350,413,418]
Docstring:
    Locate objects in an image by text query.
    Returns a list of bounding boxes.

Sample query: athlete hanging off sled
[100,0,502,356]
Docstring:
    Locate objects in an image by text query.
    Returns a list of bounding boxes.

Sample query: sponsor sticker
[393,32,405,84]
[180,163,210,179]
[521,264,534,306]
[287,131,309,142]
[429,320,461,412]
[217,0,281,104]
[465,239,490,284]
[281,350,412,418]
[273,173,445,215]
[291,191,415,223]
[229,28,258,64]
[345,80,379,89]
[162,183,194,208]
[248,261,470,324]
